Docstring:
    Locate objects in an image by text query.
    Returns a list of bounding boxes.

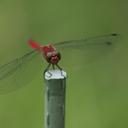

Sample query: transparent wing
[0,50,42,94]
[54,33,119,49]
[54,33,120,71]
[0,50,37,80]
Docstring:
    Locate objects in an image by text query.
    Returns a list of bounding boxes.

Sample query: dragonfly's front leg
[56,64,62,70]
[52,64,55,70]
[44,63,51,75]
[55,64,66,77]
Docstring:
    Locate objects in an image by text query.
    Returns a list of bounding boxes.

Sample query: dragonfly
[28,39,62,72]
[0,33,119,94]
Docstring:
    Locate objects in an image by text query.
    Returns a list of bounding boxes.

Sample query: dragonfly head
[47,51,61,64]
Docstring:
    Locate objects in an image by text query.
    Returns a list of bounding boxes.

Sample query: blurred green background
[0,0,128,128]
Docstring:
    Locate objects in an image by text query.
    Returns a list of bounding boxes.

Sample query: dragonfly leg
[52,64,55,70]
[44,64,53,77]
[56,64,65,77]
[56,64,62,70]
[44,63,51,74]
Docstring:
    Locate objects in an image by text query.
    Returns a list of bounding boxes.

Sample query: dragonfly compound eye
[50,52,61,64]
[50,56,58,64]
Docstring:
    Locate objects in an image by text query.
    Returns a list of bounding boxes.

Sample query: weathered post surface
[44,69,67,128]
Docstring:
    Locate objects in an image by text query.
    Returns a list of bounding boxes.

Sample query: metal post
[44,70,67,128]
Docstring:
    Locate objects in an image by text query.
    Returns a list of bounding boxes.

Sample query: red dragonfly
[0,33,119,94]
[28,39,62,72]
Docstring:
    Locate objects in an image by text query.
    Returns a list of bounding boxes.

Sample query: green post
[44,69,67,128]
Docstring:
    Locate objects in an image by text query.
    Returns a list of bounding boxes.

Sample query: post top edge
[44,70,67,80]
